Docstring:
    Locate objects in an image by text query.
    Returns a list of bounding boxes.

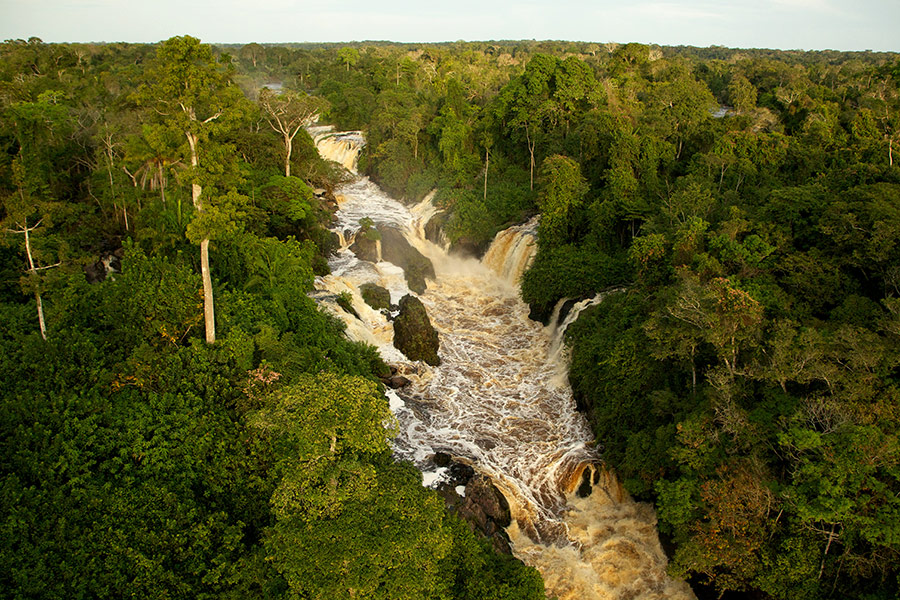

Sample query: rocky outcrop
[393,294,440,366]
[348,224,435,294]
[359,283,392,311]
[431,453,513,554]
[424,210,449,247]
[349,228,379,262]
[377,225,435,295]
[436,466,513,555]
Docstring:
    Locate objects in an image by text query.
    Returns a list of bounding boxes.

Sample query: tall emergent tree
[1,159,60,340]
[137,35,245,344]
[1,93,71,339]
[258,87,329,177]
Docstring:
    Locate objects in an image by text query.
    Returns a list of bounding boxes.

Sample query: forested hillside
[2,35,899,600]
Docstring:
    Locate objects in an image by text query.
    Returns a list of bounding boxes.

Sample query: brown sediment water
[313,132,695,600]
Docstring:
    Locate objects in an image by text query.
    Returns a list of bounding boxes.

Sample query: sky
[1,0,897,52]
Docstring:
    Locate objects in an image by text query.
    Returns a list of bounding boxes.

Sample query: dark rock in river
[448,461,475,485]
[377,225,435,295]
[349,231,379,263]
[84,249,123,284]
[456,475,513,554]
[449,237,489,260]
[527,301,555,326]
[433,451,452,467]
[393,294,440,366]
[360,283,391,311]
[432,459,509,553]
[463,475,512,528]
[385,375,411,389]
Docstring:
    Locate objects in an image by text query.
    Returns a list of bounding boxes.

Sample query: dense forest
[1,35,899,599]
[0,37,544,600]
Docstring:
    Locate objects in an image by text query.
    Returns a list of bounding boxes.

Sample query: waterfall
[544,290,626,380]
[482,217,538,286]
[409,190,449,250]
[311,131,695,600]
[309,125,366,172]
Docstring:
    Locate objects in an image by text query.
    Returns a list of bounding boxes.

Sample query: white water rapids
[311,130,695,600]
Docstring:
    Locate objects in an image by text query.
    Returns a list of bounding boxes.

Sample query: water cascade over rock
[482,216,538,285]
[309,125,366,172]
[312,131,694,600]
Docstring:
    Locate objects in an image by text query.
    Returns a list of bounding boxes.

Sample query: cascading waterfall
[312,131,695,600]
[309,125,366,172]
[481,217,538,286]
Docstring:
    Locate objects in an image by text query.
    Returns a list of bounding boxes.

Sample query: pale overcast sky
[1,0,897,51]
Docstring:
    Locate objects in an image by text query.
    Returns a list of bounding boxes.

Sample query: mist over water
[313,134,694,600]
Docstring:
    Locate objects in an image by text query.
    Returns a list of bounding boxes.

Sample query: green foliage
[3,36,900,600]
[520,244,629,320]
[536,154,589,248]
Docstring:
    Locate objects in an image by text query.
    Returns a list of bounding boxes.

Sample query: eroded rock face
[392,294,440,366]
[377,225,435,295]
[349,231,379,262]
[431,457,512,555]
[359,283,391,311]
[423,210,449,247]
[457,475,513,554]
[347,225,435,294]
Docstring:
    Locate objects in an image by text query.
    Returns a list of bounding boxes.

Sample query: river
[311,128,694,600]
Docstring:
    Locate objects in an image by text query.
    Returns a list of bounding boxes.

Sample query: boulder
[449,237,490,260]
[430,457,510,554]
[463,475,512,528]
[359,283,392,311]
[385,375,411,389]
[392,294,440,366]
[377,225,435,295]
[456,475,513,554]
[349,231,379,263]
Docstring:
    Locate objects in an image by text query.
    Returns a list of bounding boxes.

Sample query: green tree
[1,94,71,339]
[496,53,557,189]
[136,35,247,344]
[727,73,757,113]
[0,159,61,339]
[252,373,453,599]
[258,87,329,177]
[337,47,359,72]
[536,154,588,248]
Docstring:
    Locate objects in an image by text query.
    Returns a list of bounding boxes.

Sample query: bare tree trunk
[483,147,489,202]
[105,140,116,202]
[34,290,47,340]
[200,238,215,344]
[818,523,838,580]
[159,162,166,205]
[690,350,697,395]
[23,224,48,340]
[187,130,215,344]
[284,134,292,177]
[526,125,536,190]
